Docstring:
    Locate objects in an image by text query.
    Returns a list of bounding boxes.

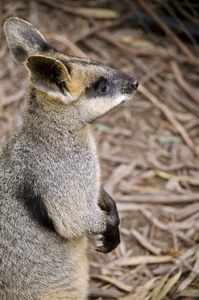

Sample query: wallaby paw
[95,225,120,253]
[97,188,120,253]
[95,212,120,253]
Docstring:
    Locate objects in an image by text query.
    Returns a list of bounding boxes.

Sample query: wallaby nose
[130,78,139,90]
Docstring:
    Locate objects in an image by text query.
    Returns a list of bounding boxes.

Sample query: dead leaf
[180,288,199,297]
[92,275,132,293]
[118,255,174,266]
[178,248,199,292]
[155,267,182,300]
[121,277,160,300]
[76,7,118,19]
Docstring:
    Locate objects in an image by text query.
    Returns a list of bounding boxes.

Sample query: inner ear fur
[26,56,71,94]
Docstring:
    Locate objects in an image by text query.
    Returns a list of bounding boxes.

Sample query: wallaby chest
[29,126,100,199]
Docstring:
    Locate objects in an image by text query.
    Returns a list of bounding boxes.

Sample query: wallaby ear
[4,17,54,65]
[26,55,71,98]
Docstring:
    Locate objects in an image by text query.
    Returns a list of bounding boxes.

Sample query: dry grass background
[0,0,199,299]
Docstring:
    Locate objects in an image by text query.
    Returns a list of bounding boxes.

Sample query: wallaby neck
[23,87,92,148]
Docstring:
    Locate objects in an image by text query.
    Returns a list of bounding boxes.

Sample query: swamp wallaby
[0,17,138,300]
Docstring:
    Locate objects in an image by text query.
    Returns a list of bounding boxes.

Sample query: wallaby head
[4,17,138,125]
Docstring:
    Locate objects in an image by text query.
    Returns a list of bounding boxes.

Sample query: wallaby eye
[97,81,109,94]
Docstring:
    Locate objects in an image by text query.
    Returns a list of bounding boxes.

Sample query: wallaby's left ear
[4,17,54,65]
[26,56,71,97]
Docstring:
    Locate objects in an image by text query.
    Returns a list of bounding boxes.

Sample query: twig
[45,33,87,57]
[39,0,118,19]
[119,183,172,195]
[3,88,25,107]
[148,158,199,171]
[141,63,199,115]
[171,61,199,105]
[155,169,199,186]
[91,275,132,292]
[89,288,118,299]
[118,255,175,266]
[73,18,123,43]
[104,162,138,194]
[40,0,89,18]
[171,214,178,251]
[138,0,197,62]
[131,228,161,255]
[122,170,156,186]
[114,193,199,204]
[177,249,199,292]
[99,153,132,164]
[141,208,194,231]
[171,0,199,26]
[96,31,172,59]
[107,135,148,150]
[96,31,199,74]
[141,208,196,245]
[139,85,199,158]
[117,203,146,212]
[176,203,199,221]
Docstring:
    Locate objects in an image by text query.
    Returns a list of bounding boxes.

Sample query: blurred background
[0,0,199,299]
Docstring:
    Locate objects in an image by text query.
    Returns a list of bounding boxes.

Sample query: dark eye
[97,81,109,94]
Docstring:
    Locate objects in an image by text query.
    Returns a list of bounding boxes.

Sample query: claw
[95,231,120,253]
[95,245,109,253]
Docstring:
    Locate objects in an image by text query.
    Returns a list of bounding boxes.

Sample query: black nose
[130,78,139,90]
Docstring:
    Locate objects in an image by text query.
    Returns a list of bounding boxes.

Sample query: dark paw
[95,219,120,253]
[96,188,120,253]
[95,228,120,253]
